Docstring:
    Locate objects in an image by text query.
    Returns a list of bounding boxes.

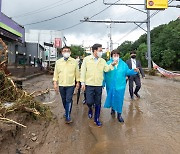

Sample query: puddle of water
[35,89,57,104]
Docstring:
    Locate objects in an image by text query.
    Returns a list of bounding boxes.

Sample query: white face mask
[113,57,119,61]
[97,52,103,58]
[63,52,70,58]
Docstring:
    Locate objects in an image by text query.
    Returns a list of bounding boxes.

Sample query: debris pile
[0,70,51,119]
[0,38,51,126]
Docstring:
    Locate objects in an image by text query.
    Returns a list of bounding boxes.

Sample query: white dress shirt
[131,58,136,69]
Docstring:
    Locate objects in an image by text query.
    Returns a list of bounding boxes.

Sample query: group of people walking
[53,44,145,127]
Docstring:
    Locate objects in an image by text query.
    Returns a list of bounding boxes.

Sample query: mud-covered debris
[31,136,37,142]
[31,133,36,136]
[0,70,52,119]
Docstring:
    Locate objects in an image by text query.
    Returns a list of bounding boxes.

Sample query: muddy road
[1,75,179,154]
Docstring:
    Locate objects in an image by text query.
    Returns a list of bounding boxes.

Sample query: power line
[114,0,174,43]
[56,0,121,31]
[12,0,71,18]
[89,0,121,19]
[59,22,83,31]
[60,0,173,37]
[113,11,159,43]
[24,0,98,26]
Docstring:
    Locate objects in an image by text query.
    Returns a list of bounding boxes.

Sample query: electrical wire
[89,0,121,19]
[56,0,121,31]
[114,0,174,43]
[12,0,74,19]
[24,0,98,26]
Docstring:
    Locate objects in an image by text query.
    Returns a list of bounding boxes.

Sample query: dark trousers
[83,90,86,100]
[128,75,141,98]
[59,86,75,110]
[85,86,102,107]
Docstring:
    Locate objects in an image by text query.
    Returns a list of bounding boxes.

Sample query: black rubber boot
[111,108,115,115]
[117,113,124,123]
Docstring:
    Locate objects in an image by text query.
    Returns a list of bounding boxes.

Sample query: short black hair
[92,44,102,52]
[62,46,70,50]
[130,50,136,54]
[111,49,120,57]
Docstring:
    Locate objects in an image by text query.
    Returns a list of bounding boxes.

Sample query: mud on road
[0,75,179,154]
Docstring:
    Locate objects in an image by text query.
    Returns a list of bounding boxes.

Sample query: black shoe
[111,109,115,115]
[130,96,134,100]
[134,92,140,98]
[117,113,124,123]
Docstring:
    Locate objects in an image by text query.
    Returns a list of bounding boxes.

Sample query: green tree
[122,53,130,62]
[70,45,85,58]
[137,43,148,67]
[117,41,133,57]
[132,34,146,50]
[117,18,180,70]
[161,49,176,69]
[134,18,180,70]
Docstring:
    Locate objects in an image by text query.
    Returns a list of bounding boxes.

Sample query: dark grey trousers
[128,75,141,98]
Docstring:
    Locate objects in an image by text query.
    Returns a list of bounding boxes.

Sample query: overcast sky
[1,0,180,48]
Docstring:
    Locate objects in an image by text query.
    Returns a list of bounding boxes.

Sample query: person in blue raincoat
[104,49,138,122]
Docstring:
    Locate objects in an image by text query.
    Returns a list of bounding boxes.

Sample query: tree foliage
[70,45,85,58]
[117,18,180,70]
[117,41,133,57]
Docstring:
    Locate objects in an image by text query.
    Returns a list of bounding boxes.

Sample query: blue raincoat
[104,58,137,113]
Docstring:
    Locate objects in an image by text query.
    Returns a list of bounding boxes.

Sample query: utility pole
[147,10,151,69]
[37,31,40,59]
[49,30,52,67]
[109,23,113,51]
[0,0,2,13]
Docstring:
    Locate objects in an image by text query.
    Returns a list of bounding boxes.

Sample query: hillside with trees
[117,18,180,70]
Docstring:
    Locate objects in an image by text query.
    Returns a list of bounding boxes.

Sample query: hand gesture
[134,68,139,72]
[111,60,118,66]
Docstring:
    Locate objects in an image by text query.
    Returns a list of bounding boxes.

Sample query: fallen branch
[30,88,50,97]
[24,107,40,115]
[0,117,27,128]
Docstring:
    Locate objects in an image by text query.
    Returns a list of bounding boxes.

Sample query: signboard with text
[146,0,168,10]
[54,38,61,48]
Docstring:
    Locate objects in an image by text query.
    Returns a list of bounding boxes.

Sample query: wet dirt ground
[1,74,179,154]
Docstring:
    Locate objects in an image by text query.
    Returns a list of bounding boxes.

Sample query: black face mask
[131,55,136,59]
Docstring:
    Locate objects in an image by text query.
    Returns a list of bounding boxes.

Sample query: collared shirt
[92,55,98,63]
[53,57,80,86]
[80,55,114,86]
[131,58,136,69]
